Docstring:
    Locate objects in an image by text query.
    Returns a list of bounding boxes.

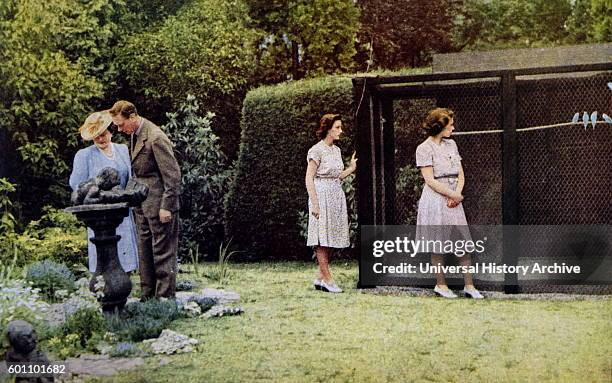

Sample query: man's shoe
[463,287,484,299]
[320,280,342,293]
[434,285,457,299]
[313,279,322,290]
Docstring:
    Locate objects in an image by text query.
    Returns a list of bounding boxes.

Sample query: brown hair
[422,108,454,136]
[317,114,341,140]
[109,100,138,119]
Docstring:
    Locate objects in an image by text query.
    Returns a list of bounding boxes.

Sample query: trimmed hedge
[224,76,356,260]
[225,68,430,260]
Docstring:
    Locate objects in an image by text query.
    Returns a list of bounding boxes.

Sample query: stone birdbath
[65,202,133,313]
[65,167,148,313]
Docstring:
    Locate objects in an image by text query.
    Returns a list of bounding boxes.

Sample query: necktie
[131,132,138,153]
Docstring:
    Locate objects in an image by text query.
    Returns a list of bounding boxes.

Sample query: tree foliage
[565,0,612,44]
[454,0,593,50]
[115,0,259,157]
[246,0,360,81]
[163,95,235,259]
[0,0,120,218]
[357,0,463,69]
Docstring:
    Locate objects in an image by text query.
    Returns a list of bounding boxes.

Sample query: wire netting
[388,69,612,293]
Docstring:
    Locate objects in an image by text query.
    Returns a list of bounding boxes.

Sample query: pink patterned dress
[306,141,350,248]
[415,138,471,245]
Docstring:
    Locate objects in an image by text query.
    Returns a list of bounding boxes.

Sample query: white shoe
[313,279,322,290]
[434,285,457,299]
[463,287,484,299]
[320,280,342,293]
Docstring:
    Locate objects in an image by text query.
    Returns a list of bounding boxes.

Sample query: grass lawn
[95,261,611,383]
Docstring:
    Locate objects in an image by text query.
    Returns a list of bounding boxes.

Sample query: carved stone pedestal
[65,203,132,313]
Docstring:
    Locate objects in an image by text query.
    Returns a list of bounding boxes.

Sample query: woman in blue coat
[69,110,139,273]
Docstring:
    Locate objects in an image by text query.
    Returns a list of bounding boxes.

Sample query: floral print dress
[306,141,350,248]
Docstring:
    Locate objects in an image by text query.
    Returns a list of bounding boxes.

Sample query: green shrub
[0,178,17,234]
[26,260,76,302]
[62,307,106,349]
[224,75,355,260]
[122,299,183,322]
[26,206,83,233]
[106,315,166,343]
[62,277,101,319]
[204,240,238,284]
[164,95,235,259]
[106,299,185,342]
[0,246,20,286]
[176,280,197,292]
[39,278,104,358]
[0,207,87,267]
[108,342,145,357]
[44,333,82,359]
[395,164,424,225]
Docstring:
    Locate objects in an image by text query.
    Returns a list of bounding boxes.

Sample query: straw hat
[79,110,113,141]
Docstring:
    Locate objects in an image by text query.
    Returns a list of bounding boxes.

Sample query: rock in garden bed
[200,305,244,319]
[142,329,199,355]
[176,287,240,306]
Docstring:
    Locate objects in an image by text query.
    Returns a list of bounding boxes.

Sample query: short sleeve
[307,146,322,165]
[451,140,462,161]
[415,143,433,168]
[69,149,89,191]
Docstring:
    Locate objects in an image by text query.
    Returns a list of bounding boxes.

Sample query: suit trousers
[134,211,179,298]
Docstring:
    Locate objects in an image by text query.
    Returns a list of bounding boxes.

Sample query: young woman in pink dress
[305,114,357,293]
[415,108,483,299]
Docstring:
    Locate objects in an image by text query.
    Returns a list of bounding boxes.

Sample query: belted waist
[434,174,459,179]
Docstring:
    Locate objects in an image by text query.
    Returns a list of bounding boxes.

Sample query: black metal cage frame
[352,62,612,291]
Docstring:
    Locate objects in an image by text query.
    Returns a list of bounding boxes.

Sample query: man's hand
[159,208,172,223]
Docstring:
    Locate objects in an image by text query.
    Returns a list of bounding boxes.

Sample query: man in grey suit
[110,100,181,299]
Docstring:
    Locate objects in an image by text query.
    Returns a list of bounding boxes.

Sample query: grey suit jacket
[131,118,181,218]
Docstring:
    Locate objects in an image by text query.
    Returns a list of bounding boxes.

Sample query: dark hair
[109,100,138,119]
[317,114,341,140]
[422,108,454,136]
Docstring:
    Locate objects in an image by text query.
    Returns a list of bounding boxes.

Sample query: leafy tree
[0,0,120,219]
[357,0,463,69]
[590,0,612,42]
[454,0,573,50]
[118,0,190,30]
[246,0,360,81]
[0,178,17,234]
[115,0,259,158]
[566,0,611,43]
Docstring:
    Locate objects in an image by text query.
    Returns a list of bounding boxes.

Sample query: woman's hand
[349,152,358,172]
[446,198,460,208]
[448,190,463,202]
[311,205,320,219]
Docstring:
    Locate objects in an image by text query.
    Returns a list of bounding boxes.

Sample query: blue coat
[69,143,139,272]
